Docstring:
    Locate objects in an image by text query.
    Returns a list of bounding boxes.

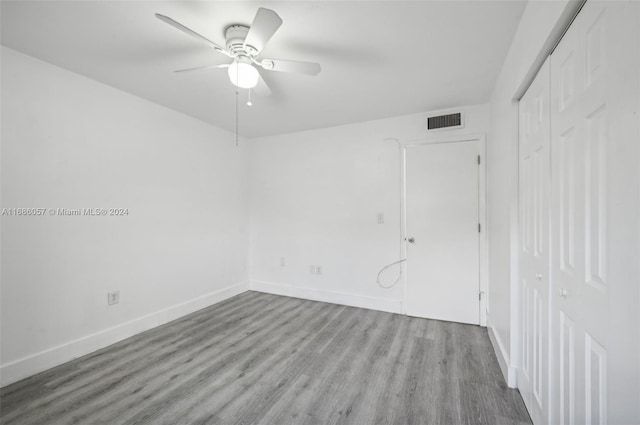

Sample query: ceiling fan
[155,8,322,97]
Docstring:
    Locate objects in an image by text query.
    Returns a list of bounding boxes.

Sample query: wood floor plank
[0,292,531,425]
[0,291,267,411]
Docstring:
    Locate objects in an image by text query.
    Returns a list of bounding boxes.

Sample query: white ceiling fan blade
[155,13,231,57]
[174,64,230,73]
[243,8,282,55]
[252,73,272,97]
[259,59,321,76]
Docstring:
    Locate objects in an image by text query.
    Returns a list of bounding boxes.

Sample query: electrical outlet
[377,213,385,224]
[107,291,120,306]
[309,265,317,275]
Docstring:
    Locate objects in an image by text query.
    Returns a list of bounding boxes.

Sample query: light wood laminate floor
[0,291,531,425]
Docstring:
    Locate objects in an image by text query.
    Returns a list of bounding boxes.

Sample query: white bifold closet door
[548,2,640,425]
[518,57,551,425]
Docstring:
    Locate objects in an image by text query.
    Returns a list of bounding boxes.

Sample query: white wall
[486,0,577,386]
[0,47,249,386]
[248,105,488,314]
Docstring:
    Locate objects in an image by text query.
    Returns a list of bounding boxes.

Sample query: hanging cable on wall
[376,258,407,288]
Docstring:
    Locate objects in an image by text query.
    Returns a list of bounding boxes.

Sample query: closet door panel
[518,57,551,425]
[550,2,640,424]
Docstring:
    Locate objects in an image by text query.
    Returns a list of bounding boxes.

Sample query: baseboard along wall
[250,280,403,315]
[0,281,249,387]
[486,314,517,388]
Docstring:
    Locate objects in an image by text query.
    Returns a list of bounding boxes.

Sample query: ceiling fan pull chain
[235,87,239,147]
[235,62,239,147]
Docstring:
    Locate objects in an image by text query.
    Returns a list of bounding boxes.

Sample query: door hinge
[478,223,481,233]
[477,155,481,165]
[479,291,482,300]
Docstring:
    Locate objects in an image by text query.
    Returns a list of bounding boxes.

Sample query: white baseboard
[0,281,249,388]
[250,280,402,314]
[487,315,517,388]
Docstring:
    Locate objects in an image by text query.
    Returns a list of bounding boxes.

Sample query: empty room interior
[1,1,639,424]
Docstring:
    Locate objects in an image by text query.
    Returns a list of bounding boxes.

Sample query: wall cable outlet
[107,291,120,306]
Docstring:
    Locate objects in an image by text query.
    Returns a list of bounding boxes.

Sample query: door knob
[536,273,543,280]
[406,237,415,244]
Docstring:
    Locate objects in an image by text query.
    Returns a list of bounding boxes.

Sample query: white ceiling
[1,1,525,137]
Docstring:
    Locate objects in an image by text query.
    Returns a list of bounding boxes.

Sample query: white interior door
[550,2,640,424]
[518,57,551,425]
[405,140,480,325]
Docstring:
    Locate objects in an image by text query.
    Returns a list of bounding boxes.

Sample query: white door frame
[399,133,488,326]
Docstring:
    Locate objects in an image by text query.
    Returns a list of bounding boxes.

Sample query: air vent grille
[427,113,462,130]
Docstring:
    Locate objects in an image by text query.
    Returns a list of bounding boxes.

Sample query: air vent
[426,112,464,131]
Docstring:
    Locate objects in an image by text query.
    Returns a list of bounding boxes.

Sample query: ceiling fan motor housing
[225,25,252,56]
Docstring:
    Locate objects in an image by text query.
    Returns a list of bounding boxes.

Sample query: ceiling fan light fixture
[228,61,259,89]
